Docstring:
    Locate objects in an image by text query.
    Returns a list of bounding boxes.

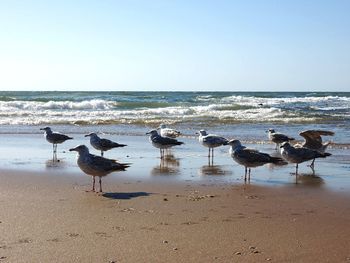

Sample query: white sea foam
[0,94,348,125]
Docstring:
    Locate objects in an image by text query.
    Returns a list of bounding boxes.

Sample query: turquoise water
[0,91,349,126]
[0,91,349,145]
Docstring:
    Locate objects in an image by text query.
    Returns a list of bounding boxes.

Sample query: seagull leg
[92,176,96,192]
[208,148,211,158]
[101,150,104,157]
[248,168,251,181]
[244,167,247,181]
[309,159,315,169]
[295,163,299,175]
[52,144,55,161]
[99,177,102,192]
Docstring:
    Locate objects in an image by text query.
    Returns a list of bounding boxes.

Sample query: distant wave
[0,92,349,126]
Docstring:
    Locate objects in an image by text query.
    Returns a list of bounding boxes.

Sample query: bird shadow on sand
[102,192,151,200]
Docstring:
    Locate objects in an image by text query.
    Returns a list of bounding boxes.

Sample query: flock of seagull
[40,125,334,192]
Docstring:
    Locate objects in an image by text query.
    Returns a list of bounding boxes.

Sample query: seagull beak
[69,148,76,152]
[146,132,150,135]
[40,128,44,130]
[84,134,90,137]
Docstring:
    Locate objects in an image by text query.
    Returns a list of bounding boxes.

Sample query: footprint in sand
[140,226,158,232]
[66,233,80,238]
[17,238,32,244]
[47,238,60,242]
[181,221,199,225]
[94,232,111,238]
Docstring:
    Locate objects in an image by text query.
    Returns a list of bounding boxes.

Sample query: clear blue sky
[0,0,349,91]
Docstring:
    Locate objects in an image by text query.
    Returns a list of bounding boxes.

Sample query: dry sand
[0,169,350,263]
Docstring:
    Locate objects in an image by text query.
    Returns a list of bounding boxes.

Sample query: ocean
[0,91,349,143]
[0,91,349,189]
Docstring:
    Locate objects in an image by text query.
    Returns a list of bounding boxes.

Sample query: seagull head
[196,130,207,136]
[69,145,89,154]
[227,139,242,149]
[280,142,291,149]
[85,132,97,138]
[146,130,158,136]
[267,128,275,133]
[158,124,166,129]
[40,127,52,132]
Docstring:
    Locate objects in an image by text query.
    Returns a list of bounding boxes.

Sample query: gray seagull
[197,130,228,160]
[296,130,334,168]
[146,130,184,159]
[69,145,129,192]
[85,132,127,156]
[228,139,286,181]
[298,130,334,153]
[280,142,331,175]
[267,128,294,150]
[40,127,73,161]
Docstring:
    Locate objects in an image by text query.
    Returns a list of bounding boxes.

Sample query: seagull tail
[113,162,131,171]
[113,143,127,148]
[317,152,332,158]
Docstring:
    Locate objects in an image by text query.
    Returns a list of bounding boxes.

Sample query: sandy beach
[0,130,349,262]
[0,168,350,263]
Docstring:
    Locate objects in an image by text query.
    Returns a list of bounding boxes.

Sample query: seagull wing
[236,148,272,163]
[299,130,334,149]
[162,128,180,138]
[52,132,73,141]
[89,154,129,172]
[152,135,183,145]
[272,133,293,141]
[203,135,228,145]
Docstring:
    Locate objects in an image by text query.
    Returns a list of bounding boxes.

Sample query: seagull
[146,130,184,159]
[228,139,286,181]
[40,127,73,161]
[85,132,127,157]
[196,130,228,160]
[296,130,334,168]
[280,142,331,175]
[298,130,334,153]
[158,124,181,138]
[267,128,294,150]
[69,145,129,192]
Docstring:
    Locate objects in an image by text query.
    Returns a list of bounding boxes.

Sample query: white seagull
[69,145,130,192]
[280,142,331,175]
[40,127,73,161]
[228,139,286,181]
[158,124,181,138]
[196,130,228,159]
[85,132,127,156]
[267,128,294,150]
[146,130,184,159]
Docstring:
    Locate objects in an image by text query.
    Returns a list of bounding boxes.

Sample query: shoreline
[0,133,349,192]
[0,169,349,262]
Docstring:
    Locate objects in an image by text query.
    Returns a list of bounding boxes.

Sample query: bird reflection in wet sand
[199,164,232,176]
[293,173,325,186]
[151,154,180,176]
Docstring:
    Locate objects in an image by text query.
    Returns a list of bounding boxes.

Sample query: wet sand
[0,169,350,263]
